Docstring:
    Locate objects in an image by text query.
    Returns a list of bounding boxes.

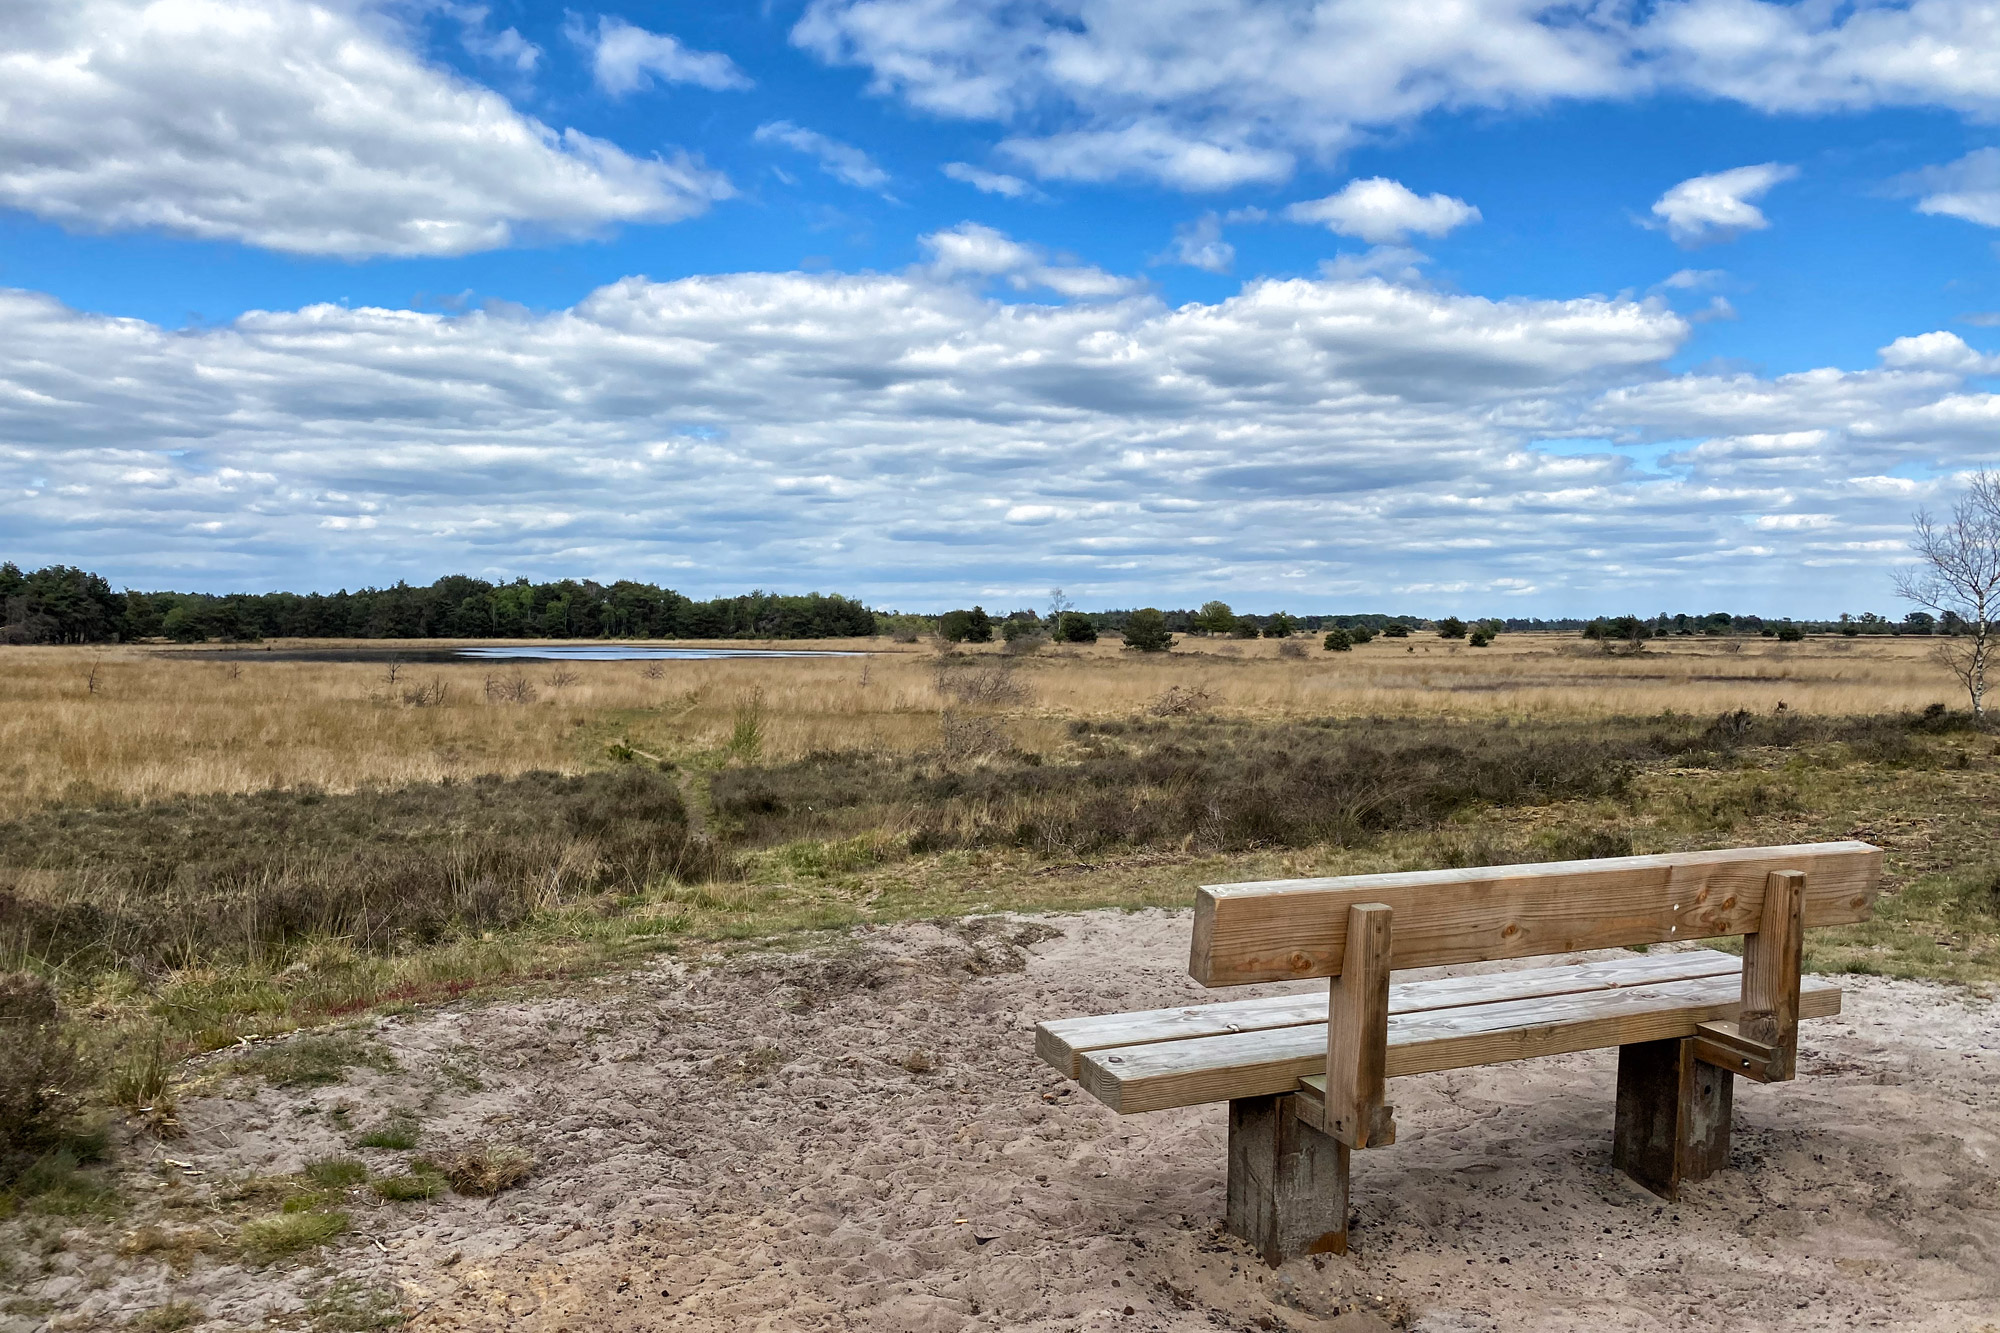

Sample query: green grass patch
[301,1158,368,1189]
[228,1032,397,1088]
[238,1209,349,1263]
[3,1141,119,1217]
[369,1166,446,1202]
[354,1113,420,1150]
[1806,860,2000,986]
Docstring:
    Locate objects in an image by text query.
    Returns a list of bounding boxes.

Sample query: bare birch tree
[1896,468,2000,721]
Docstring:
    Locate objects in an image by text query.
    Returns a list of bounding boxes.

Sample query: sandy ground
[26,910,2000,1333]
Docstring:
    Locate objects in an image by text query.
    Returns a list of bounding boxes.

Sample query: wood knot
[1501,923,1520,938]
[1288,952,1312,973]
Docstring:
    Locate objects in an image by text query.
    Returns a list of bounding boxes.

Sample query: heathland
[2,631,1998,1329]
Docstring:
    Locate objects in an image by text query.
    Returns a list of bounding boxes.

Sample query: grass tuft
[434,1144,533,1196]
[354,1112,420,1150]
[301,1157,368,1189]
[238,1208,349,1263]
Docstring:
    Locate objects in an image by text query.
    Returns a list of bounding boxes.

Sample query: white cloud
[794,0,2000,190]
[1905,147,2000,227]
[753,121,891,192]
[922,222,1141,296]
[0,0,731,257]
[942,162,1036,197]
[568,14,751,96]
[448,4,540,72]
[1285,178,1480,244]
[1163,214,1234,274]
[7,243,1995,609]
[1649,164,1798,244]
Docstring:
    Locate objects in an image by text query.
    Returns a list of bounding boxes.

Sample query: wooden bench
[1035,841,1882,1265]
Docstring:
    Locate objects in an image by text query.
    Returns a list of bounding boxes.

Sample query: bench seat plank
[1075,971,1842,1114]
[1038,948,1746,1080]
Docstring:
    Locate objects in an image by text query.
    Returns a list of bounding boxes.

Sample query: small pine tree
[1348,626,1375,644]
[1122,608,1174,652]
[1382,622,1410,638]
[1323,629,1353,652]
[1469,628,1493,647]
[1263,613,1296,639]
[965,606,994,643]
[1436,617,1467,639]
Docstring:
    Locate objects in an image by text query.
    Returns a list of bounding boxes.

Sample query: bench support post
[1226,1093,1350,1267]
[1613,1036,1733,1201]
[1324,902,1396,1150]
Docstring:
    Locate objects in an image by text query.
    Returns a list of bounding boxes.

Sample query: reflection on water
[455,645,867,662]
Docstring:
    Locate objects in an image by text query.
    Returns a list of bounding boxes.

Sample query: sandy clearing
[41,910,2000,1333]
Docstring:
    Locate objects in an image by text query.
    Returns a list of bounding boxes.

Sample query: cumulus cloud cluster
[0,0,732,256]
[794,0,2000,188]
[5,234,1989,607]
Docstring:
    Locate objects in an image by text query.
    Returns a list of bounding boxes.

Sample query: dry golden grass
[0,633,1963,818]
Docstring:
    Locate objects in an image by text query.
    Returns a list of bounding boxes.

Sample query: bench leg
[1613,1036,1733,1201]
[1226,1094,1350,1266]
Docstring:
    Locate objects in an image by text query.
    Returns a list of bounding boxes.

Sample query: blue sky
[6,0,2000,616]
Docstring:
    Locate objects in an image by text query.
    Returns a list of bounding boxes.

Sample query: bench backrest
[1189,841,1882,987]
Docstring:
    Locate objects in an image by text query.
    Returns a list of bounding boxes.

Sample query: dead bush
[935,661,1030,706]
[482,673,537,704]
[939,710,1011,761]
[1276,639,1309,659]
[400,678,448,708]
[1148,684,1216,717]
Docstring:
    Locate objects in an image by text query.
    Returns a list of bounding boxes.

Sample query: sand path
[60,910,2000,1332]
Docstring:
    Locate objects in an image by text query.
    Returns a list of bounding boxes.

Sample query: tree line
[0,565,877,644]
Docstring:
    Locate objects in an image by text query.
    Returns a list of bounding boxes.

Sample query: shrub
[964,606,994,643]
[0,973,86,1177]
[1436,617,1467,639]
[1775,623,1804,642]
[1469,628,1493,647]
[1276,639,1308,658]
[1323,629,1353,652]
[1263,613,1296,639]
[1229,618,1261,639]
[1000,617,1043,643]
[1348,626,1376,644]
[936,610,973,642]
[1382,623,1410,638]
[1122,608,1174,652]
[1052,612,1097,644]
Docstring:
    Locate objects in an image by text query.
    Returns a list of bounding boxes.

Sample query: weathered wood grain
[1226,1094,1350,1267]
[1076,973,1842,1114]
[1323,903,1395,1149]
[1036,948,1746,1078]
[1743,868,1805,1079]
[1190,842,1880,986]
[1613,1035,1734,1201]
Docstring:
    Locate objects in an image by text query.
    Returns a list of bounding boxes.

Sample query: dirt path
[39,911,2000,1332]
